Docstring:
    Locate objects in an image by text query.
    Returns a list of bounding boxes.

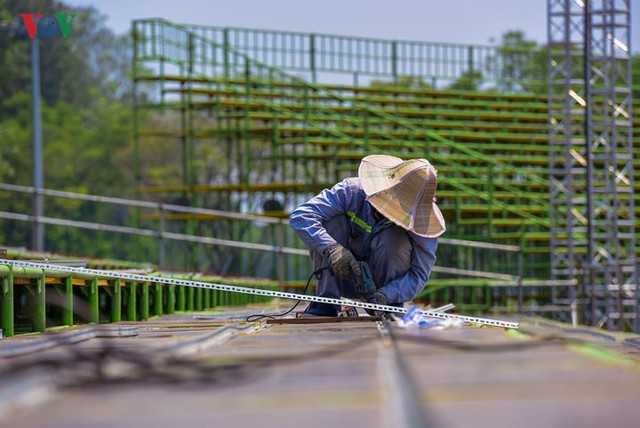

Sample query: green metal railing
[130,19,640,251]
[0,259,276,337]
[133,20,551,223]
[134,19,546,88]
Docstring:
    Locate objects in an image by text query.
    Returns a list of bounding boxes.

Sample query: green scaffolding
[130,19,640,315]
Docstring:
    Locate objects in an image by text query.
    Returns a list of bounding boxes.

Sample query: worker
[289,154,445,317]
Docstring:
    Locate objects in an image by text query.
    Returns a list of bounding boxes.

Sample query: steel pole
[31,37,44,251]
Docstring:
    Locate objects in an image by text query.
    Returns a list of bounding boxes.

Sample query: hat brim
[359,155,429,197]
[368,193,446,238]
[359,154,445,238]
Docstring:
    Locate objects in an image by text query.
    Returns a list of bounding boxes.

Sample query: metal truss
[548,0,638,331]
[547,0,588,322]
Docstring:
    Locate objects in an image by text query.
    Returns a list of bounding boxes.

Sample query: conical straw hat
[358,155,446,238]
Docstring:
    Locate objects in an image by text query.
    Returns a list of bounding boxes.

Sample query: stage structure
[548,0,637,331]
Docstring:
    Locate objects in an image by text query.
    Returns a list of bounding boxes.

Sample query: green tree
[486,30,545,93]
[0,0,135,193]
[632,54,640,102]
[447,69,483,91]
[1,0,133,109]
[0,0,140,257]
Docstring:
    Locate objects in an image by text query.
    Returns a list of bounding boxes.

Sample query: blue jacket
[289,178,438,302]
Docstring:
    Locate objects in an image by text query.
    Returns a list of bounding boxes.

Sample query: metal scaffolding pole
[31,37,44,252]
[548,0,637,331]
[547,0,588,321]
[585,0,637,331]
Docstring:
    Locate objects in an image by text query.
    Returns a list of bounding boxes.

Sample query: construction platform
[1,307,639,428]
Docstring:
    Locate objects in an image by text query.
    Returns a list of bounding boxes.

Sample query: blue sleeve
[289,179,354,253]
[379,236,438,303]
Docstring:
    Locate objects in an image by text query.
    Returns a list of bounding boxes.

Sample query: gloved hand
[326,244,361,280]
[364,291,386,316]
[366,291,387,306]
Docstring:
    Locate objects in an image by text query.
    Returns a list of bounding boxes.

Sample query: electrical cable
[0,272,617,396]
[0,316,606,393]
[244,265,331,322]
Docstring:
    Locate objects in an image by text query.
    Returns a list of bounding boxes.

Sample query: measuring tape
[0,259,519,329]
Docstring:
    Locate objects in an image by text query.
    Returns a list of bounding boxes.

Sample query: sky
[66,0,638,51]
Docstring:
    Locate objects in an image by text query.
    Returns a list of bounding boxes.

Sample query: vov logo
[20,14,76,40]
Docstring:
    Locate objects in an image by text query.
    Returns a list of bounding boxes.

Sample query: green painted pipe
[212,290,218,307]
[195,287,203,310]
[32,274,46,332]
[141,282,149,320]
[61,276,73,326]
[203,289,211,309]
[1,267,14,337]
[0,265,93,280]
[86,278,99,323]
[177,285,186,311]
[127,282,137,321]
[154,283,163,316]
[110,279,122,322]
[167,284,175,314]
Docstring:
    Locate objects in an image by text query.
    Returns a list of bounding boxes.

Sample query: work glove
[364,291,387,317]
[326,244,361,280]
